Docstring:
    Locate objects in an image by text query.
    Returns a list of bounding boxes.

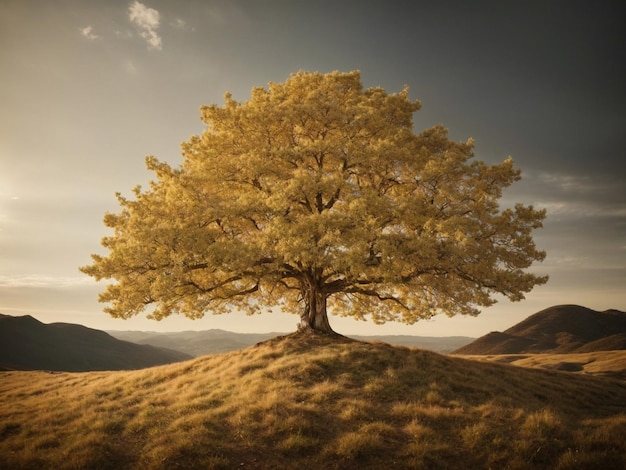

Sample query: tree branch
[343,286,410,310]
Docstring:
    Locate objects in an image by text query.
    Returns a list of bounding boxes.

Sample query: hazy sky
[1,0,624,336]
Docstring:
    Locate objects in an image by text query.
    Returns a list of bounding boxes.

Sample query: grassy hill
[458,350,626,381]
[0,314,192,371]
[1,332,625,469]
[453,305,626,355]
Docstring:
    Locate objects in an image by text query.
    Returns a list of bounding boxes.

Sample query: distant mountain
[453,305,626,355]
[350,335,475,353]
[108,329,474,356]
[0,314,192,371]
[108,329,283,356]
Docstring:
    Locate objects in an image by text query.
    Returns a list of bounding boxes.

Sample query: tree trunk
[298,282,335,334]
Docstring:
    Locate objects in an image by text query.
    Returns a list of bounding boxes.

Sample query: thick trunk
[298,283,335,334]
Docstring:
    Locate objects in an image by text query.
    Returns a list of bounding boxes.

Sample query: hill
[453,305,626,355]
[1,332,625,469]
[108,329,284,356]
[108,329,474,356]
[350,334,474,353]
[461,350,626,381]
[0,314,192,371]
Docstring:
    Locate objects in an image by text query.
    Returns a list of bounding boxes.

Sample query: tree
[81,71,547,334]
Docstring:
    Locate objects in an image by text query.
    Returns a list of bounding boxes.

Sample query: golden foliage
[81,71,547,328]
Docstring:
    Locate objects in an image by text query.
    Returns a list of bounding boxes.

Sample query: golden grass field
[1,332,625,469]
[456,350,626,381]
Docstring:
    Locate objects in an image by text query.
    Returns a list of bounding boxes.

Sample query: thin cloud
[80,25,100,40]
[172,17,195,32]
[0,275,96,289]
[128,1,162,50]
[537,173,595,193]
[514,170,625,210]
[123,60,139,75]
[535,199,626,222]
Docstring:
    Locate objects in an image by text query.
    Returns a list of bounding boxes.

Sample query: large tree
[81,71,547,334]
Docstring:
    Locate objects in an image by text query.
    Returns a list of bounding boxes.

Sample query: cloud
[171,17,195,32]
[172,18,187,30]
[123,60,139,75]
[128,1,162,50]
[80,25,100,40]
[536,173,596,193]
[0,275,96,289]
[512,170,625,211]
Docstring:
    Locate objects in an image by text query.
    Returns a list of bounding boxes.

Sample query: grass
[459,350,626,381]
[1,331,625,469]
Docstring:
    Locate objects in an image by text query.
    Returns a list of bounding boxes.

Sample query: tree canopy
[81,71,547,333]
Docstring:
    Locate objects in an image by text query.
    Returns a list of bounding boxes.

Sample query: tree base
[255,327,354,349]
[296,323,343,336]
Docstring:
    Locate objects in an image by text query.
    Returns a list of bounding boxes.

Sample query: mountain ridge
[0,314,192,371]
[453,305,626,355]
[108,329,475,355]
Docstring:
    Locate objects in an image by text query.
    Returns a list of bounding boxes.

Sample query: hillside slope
[1,332,625,469]
[454,305,626,355]
[0,314,192,371]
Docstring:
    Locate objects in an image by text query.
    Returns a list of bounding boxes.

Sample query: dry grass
[1,332,625,469]
[459,350,626,381]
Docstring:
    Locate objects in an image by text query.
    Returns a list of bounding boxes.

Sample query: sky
[1,0,624,337]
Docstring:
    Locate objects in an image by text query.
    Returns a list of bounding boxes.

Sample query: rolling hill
[1,332,625,469]
[461,350,626,381]
[453,305,626,355]
[108,329,474,356]
[0,314,192,371]
[108,329,284,356]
